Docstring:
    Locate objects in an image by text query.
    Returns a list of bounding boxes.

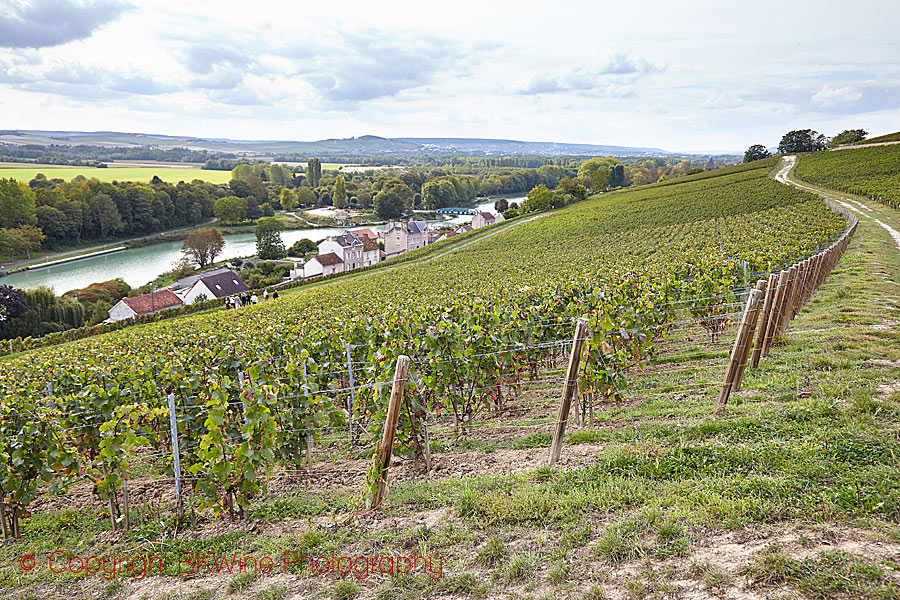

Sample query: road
[775,155,900,255]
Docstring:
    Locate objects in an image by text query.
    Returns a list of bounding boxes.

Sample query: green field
[0,164,234,184]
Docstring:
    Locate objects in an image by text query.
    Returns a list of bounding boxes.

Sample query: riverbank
[24,246,125,269]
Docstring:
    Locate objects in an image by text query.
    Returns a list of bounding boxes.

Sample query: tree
[295,187,316,207]
[494,197,509,213]
[35,205,69,246]
[307,158,321,187]
[608,164,626,188]
[182,227,225,268]
[279,188,297,211]
[255,216,286,260]
[522,185,554,213]
[11,224,46,259]
[0,285,27,323]
[373,188,406,219]
[743,144,771,163]
[288,238,316,257]
[0,178,37,229]
[829,129,867,148]
[333,175,347,209]
[88,193,123,238]
[214,195,247,225]
[778,129,828,154]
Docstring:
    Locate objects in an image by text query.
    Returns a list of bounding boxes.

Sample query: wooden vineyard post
[549,318,589,466]
[122,477,131,530]
[732,280,767,392]
[716,287,762,414]
[422,419,433,476]
[778,265,799,334]
[370,355,410,509]
[762,270,790,356]
[167,393,184,520]
[809,253,824,298]
[0,492,7,539]
[751,273,778,369]
[301,362,313,475]
[237,372,250,424]
[345,344,357,438]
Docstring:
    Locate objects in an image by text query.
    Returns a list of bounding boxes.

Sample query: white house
[472,211,503,229]
[302,252,344,278]
[318,233,366,270]
[318,232,381,271]
[383,220,428,256]
[182,270,249,305]
[108,289,183,322]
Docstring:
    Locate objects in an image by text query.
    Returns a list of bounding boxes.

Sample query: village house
[318,232,381,270]
[302,252,344,278]
[455,224,473,235]
[318,233,366,270]
[383,220,428,256]
[472,211,504,229]
[107,289,183,322]
[181,270,249,305]
[298,231,381,279]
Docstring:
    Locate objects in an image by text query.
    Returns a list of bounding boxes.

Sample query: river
[1,197,521,294]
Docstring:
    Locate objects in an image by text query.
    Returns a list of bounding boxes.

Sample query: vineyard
[0,157,855,544]
[796,143,900,209]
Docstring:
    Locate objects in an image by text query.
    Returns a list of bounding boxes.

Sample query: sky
[1,0,899,153]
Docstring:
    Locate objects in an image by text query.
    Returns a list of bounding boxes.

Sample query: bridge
[435,207,478,216]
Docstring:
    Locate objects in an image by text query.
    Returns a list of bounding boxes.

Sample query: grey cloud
[210,86,267,106]
[296,34,465,103]
[516,52,663,95]
[182,44,253,75]
[0,0,132,49]
[189,68,244,90]
[107,74,176,95]
[3,59,174,98]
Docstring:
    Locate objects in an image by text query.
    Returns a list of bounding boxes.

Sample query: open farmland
[0,164,234,184]
[4,155,900,600]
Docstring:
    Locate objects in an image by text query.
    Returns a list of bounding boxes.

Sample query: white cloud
[809,84,863,109]
[700,90,744,110]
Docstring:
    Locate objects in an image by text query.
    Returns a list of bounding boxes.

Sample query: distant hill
[0,130,671,157]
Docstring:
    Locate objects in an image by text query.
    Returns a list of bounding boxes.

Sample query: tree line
[743,128,870,163]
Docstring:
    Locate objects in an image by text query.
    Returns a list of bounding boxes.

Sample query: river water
[1,197,520,294]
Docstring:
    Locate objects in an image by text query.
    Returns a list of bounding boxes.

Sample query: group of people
[224,288,278,309]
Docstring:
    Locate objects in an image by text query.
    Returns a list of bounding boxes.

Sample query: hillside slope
[3,155,899,600]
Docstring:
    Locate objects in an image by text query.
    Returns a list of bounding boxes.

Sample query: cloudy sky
[1,0,898,152]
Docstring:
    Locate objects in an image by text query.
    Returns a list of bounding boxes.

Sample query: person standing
[251,292,259,304]
[263,289,269,302]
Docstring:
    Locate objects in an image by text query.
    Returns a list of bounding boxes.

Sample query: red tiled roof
[361,237,378,251]
[123,289,183,315]
[350,228,377,240]
[316,252,344,266]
